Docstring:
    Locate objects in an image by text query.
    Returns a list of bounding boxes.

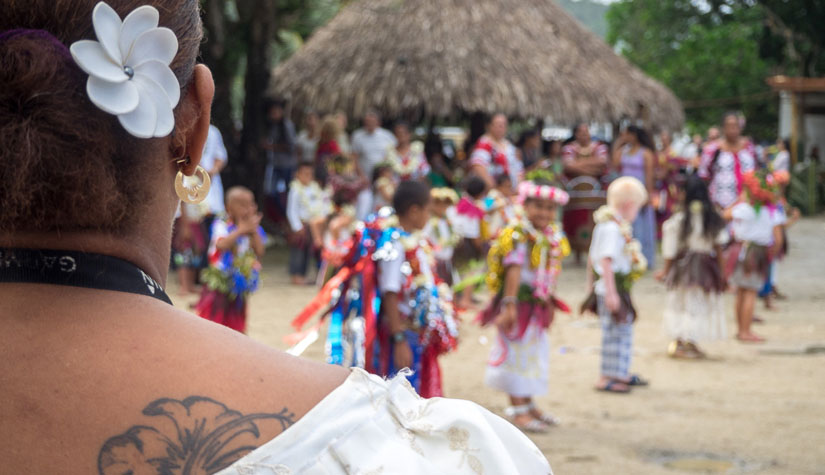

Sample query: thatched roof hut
[270,0,684,130]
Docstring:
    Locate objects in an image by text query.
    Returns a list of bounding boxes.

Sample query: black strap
[0,248,172,305]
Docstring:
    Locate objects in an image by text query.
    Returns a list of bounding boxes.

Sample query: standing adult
[517,129,543,172]
[334,111,352,155]
[387,122,431,181]
[654,130,680,239]
[561,123,609,263]
[315,115,341,185]
[771,138,791,173]
[612,125,658,268]
[352,110,397,179]
[469,113,521,189]
[201,124,229,218]
[262,100,297,201]
[296,111,320,165]
[698,112,756,210]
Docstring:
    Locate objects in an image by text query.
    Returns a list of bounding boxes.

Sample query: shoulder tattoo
[97,396,295,474]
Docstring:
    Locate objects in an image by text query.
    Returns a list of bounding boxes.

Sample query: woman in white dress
[0,2,551,474]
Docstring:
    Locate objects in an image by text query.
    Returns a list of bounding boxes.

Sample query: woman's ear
[178,65,215,175]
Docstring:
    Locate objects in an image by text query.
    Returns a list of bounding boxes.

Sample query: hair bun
[0,28,126,232]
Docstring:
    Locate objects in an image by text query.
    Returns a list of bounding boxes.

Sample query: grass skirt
[195,289,247,333]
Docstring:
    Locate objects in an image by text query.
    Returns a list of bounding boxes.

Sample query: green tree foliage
[200,0,340,194]
[606,0,782,138]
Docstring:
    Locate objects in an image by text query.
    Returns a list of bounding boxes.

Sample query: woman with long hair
[612,125,658,268]
[0,1,549,472]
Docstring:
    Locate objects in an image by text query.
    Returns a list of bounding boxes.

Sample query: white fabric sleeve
[661,215,681,260]
[378,241,405,294]
[213,126,228,162]
[218,369,552,475]
[286,188,304,232]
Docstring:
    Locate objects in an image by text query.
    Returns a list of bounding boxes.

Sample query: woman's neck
[0,231,171,288]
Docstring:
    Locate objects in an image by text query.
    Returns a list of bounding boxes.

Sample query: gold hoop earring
[175,166,212,204]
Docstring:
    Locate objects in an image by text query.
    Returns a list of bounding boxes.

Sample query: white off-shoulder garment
[218,368,552,474]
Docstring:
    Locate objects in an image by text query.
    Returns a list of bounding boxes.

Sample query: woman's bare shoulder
[0,288,349,474]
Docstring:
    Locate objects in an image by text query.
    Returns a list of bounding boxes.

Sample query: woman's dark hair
[495,174,512,187]
[517,129,540,148]
[680,175,725,245]
[463,175,487,199]
[0,0,202,234]
[626,125,656,151]
[393,180,430,216]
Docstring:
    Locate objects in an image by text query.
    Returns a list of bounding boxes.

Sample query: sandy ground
[171,217,825,474]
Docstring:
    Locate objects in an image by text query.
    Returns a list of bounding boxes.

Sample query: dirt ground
[171,217,825,474]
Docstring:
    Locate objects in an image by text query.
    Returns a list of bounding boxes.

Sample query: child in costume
[724,169,785,343]
[172,202,207,295]
[317,192,358,286]
[371,164,396,213]
[286,162,332,285]
[583,177,649,394]
[484,174,518,239]
[424,187,461,287]
[656,175,729,359]
[452,175,489,309]
[480,179,571,433]
[196,187,266,333]
[291,181,458,398]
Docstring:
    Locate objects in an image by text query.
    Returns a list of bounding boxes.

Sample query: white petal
[118,80,159,139]
[134,60,180,107]
[135,74,175,136]
[71,40,129,83]
[92,2,123,64]
[125,28,178,67]
[119,5,160,62]
[87,76,139,115]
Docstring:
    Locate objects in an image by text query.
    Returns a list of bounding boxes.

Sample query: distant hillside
[557,0,609,39]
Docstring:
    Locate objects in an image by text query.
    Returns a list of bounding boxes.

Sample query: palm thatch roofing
[269,0,685,130]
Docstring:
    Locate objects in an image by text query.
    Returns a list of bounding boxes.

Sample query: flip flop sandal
[527,402,560,426]
[628,375,649,386]
[596,380,631,394]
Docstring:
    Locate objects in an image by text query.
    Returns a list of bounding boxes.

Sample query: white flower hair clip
[70,1,180,138]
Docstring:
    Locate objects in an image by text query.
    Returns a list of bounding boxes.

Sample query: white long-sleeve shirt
[286,182,330,232]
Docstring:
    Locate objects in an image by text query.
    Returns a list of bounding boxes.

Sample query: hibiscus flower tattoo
[97,396,295,474]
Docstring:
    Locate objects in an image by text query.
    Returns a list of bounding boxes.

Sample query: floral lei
[289,179,331,219]
[593,206,648,285]
[486,219,570,302]
[386,141,427,178]
[427,216,461,251]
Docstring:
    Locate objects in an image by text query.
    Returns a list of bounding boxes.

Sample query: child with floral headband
[424,187,461,287]
[583,176,649,394]
[480,179,571,433]
[723,169,786,343]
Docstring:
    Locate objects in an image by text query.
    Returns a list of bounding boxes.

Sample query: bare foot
[290,276,306,286]
[736,332,766,343]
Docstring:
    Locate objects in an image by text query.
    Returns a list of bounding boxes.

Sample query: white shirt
[772,150,790,173]
[200,125,228,215]
[286,182,330,232]
[589,220,632,295]
[352,127,397,178]
[730,203,785,246]
[424,217,455,261]
[296,130,318,164]
[218,369,552,475]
